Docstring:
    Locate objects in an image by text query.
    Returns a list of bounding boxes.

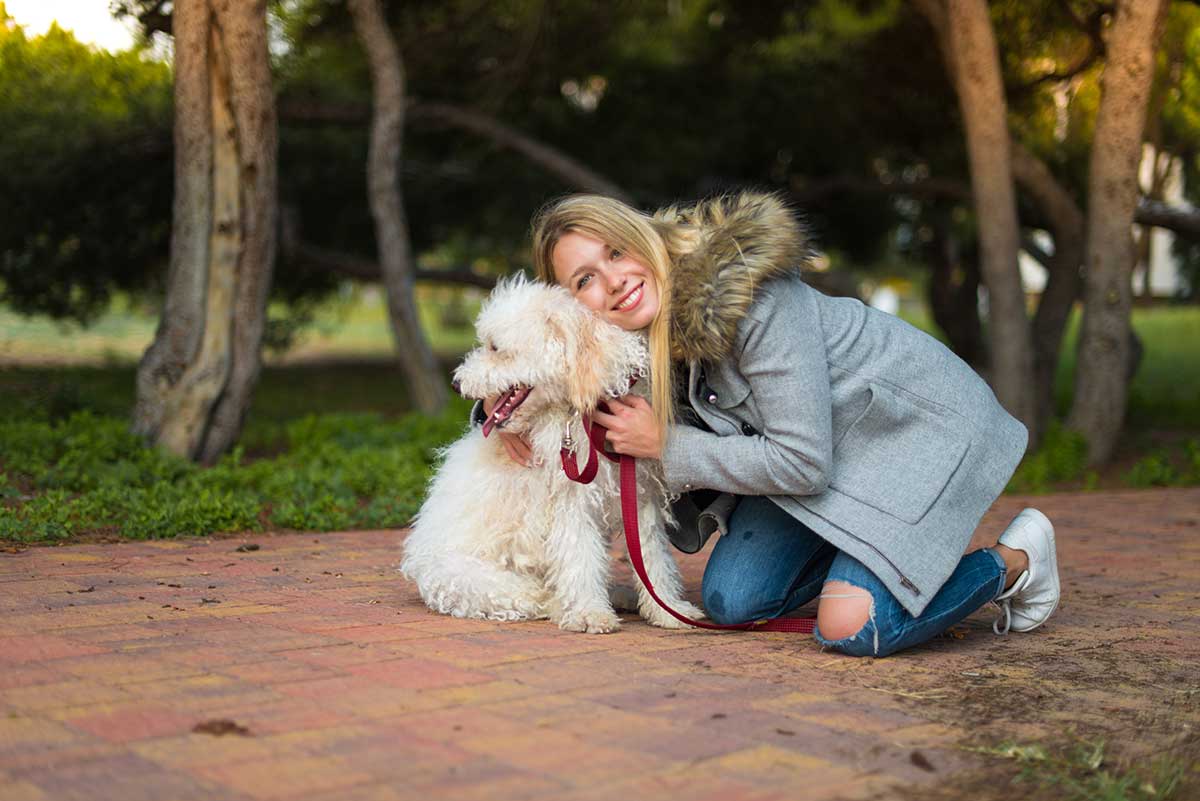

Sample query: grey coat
[659,193,1027,618]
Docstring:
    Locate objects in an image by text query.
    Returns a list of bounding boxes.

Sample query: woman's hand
[484,395,533,467]
[591,394,663,459]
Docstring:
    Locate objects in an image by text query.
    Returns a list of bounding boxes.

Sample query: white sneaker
[991,508,1060,635]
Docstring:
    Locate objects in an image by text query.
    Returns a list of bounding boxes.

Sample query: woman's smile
[614,282,644,312]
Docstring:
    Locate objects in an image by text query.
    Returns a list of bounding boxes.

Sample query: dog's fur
[400,276,703,633]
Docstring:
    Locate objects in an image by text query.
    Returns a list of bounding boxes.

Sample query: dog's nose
[451,376,462,394]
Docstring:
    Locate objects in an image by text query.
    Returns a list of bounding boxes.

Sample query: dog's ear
[561,309,629,414]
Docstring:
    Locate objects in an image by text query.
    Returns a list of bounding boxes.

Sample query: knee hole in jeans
[816,583,874,641]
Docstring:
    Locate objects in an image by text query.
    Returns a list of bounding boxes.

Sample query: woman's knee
[701,574,771,625]
[813,580,876,654]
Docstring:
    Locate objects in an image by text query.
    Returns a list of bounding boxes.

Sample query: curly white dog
[400,276,703,633]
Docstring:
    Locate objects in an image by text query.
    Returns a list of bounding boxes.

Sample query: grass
[0,283,484,366]
[963,736,1191,801]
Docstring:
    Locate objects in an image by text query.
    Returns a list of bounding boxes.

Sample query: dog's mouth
[481,385,532,438]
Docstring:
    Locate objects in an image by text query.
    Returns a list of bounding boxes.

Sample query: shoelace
[991,599,1012,635]
[991,569,1030,636]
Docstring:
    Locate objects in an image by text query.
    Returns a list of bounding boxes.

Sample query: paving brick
[0,488,1196,800]
[64,704,201,743]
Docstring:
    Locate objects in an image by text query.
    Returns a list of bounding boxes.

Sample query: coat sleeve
[660,284,834,496]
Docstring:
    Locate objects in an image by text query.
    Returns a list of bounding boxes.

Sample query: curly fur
[656,191,814,363]
[399,276,703,633]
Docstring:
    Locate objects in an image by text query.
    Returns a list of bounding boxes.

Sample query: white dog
[400,276,703,633]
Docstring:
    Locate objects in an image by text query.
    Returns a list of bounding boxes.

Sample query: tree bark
[915,0,1038,443]
[347,0,448,414]
[1068,0,1170,465]
[133,0,278,464]
[1009,142,1085,434]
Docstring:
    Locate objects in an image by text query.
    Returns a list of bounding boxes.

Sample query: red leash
[560,400,816,634]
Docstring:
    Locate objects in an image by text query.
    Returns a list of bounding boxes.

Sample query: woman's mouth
[614,282,644,312]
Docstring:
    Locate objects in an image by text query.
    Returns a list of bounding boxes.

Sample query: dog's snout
[451,375,463,395]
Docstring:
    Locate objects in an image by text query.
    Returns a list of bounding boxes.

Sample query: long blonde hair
[531,194,678,434]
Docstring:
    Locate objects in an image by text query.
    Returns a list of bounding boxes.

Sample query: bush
[0,398,472,544]
[1006,421,1090,494]
[1123,439,1200,489]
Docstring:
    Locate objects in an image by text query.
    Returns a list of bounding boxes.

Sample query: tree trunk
[1068,0,1169,466]
[133,0,277,464]
[1010,142,1085,434]
[347,0,448,414]
[916,0,1038,443]
[927,208,986,368]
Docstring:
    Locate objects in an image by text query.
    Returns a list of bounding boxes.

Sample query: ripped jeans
[701,496,1007,658]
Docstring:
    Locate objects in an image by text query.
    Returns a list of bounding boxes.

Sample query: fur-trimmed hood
[658,191,813,364]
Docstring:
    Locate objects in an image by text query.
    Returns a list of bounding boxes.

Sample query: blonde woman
[477,191,1060,657]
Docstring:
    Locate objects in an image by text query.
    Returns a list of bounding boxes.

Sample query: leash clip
[561,408,580,451]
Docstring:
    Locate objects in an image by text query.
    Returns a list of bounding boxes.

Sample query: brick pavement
[1,488,1198,800]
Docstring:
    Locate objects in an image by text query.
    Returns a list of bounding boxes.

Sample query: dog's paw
[557,609,622,634]
[646,600,705,629]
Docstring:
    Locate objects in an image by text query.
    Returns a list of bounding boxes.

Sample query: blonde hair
[531,195,679,434]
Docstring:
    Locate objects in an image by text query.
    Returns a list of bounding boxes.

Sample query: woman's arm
[660,282,833,496]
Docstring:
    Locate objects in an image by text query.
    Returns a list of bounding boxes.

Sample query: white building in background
[1019,143,1189,298]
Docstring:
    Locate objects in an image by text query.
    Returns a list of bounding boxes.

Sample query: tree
[345,0,447,413]
[133,0,278,463]
[913,0,1038,441]
[0,8,171,323]
[1068,0,1171,465]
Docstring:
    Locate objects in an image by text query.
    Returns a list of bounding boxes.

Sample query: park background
[1,4,1199,801]
[0,0,1197,545]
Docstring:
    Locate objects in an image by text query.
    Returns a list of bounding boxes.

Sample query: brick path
[1,489,1198,801]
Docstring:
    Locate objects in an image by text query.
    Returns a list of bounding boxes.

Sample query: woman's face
[551,231,660,332]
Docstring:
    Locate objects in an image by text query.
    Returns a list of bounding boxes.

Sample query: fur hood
[659,191,813,364]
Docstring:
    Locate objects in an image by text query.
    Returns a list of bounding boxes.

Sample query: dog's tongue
[481,385,526,438]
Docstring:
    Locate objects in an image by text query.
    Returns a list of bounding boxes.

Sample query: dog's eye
[488,342,498,352]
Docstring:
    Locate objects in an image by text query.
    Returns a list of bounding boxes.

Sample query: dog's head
[454,275,648,435]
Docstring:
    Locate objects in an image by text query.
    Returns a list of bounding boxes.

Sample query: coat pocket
[831,381,969,525]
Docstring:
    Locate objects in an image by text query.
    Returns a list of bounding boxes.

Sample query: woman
[480,190,1060,657]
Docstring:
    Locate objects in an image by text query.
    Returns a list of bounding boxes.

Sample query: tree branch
[278,97,632,202]
[279,205,498,289]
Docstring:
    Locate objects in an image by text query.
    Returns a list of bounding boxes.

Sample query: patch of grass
[0,399,473,544]
[965,736,1189,801]
[1054,305,1200,431]
[0,285,482,366]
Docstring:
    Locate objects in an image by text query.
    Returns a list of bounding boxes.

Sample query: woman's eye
[610,248,623,260]
[576,274,592,290]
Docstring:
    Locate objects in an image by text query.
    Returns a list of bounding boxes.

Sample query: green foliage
[1006,421,1089,494]
[966,736,1187,801]
[1123,440,1200,489]
[0,398,472,544]
[0,12,172,322]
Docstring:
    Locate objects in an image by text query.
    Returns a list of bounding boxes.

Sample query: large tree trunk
[915,0,1038,443]
[133,0,277,464]
[1068,0,1169,466]
[347,0,447,414]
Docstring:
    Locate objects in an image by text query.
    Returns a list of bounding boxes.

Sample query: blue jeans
[701,496,1007,658]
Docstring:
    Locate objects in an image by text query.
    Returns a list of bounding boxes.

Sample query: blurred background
[1,0,1197,545]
